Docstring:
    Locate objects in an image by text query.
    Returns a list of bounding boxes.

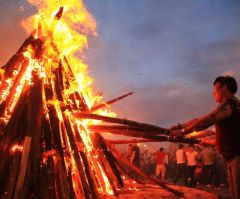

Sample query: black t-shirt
[215,97,240,160]
[132,145,140,166]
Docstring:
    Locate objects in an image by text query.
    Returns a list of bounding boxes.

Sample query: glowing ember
[10,144,24,153]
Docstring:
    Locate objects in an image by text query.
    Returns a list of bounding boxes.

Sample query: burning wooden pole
[13,136,32,199]
[91,133,124,188]
[73,113,169,134]
[88,124,200,144]
[91,92,133,112]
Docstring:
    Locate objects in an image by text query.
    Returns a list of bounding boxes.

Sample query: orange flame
[18,0,116,196]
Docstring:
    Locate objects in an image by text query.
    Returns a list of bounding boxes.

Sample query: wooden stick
[62,114,97,198]
[185,129,215,139]
[88,125,200,144]
[4,151,22,199]
[73,113,169,134]
[13,136,32,199]
[91,92,133,112]
[113,158,145,185]
[93,133,124,188]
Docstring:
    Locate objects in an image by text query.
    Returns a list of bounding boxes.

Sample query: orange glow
[10,144,23,153]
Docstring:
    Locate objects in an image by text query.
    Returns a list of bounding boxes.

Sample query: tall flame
[21,0,98,108]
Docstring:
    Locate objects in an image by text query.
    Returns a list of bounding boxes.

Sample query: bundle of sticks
[0,6,202,199]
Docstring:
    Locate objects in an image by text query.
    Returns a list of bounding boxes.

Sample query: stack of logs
[0,7,200,199]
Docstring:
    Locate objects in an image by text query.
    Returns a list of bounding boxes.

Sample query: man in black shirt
[170,76,240,199]
[131,143,140,168]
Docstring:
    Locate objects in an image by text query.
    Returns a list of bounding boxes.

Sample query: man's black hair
[188,144,194,148]
[214,76,238,94]
[178,144,184,149]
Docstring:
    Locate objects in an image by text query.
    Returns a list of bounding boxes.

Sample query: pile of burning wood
[0,5,201,199]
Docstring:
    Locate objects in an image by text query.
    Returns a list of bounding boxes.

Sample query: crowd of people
[125,143,227,189]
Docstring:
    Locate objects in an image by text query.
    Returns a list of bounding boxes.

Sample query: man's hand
[169,129,184,137]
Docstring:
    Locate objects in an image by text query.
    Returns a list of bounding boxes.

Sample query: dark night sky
[0,0,240,128]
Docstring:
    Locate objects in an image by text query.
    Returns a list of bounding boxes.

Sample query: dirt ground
[104,184,220,199]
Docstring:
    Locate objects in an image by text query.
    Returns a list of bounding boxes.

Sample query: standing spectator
[155,148,167,180]
[173,144,188,186]
[131,143,140,168]
[186,144,200,188]
[149,152,156,176]
[126,144,133,161]
[201,145,219,187]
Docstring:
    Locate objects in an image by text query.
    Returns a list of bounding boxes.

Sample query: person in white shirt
[173,144,187,186]
[200,145,220,188]
[185,144,200,187]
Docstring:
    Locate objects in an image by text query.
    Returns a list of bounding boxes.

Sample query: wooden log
[62,114,97,198]
[42,115,53,151]
[113,157,145,185]
[61,56,89,112]
[79,151,99,198]
[88,132,119,196]
[45,157,57,199]
[54,152,71,199]
[26,73,43,198]
[93,133,124,188]
[0,85,29,194]
[13,136,32,199]
[73,113,169,134]
[91,92,133,112]
[3,151,22,199]
[0,59,30,119]
[50,7,64,31]
[89,125,200,144]
[185,129,215,139]
[106,143,184,197]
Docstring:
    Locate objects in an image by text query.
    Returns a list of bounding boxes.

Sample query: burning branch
[73,113,169,134]
[91,92,133,112]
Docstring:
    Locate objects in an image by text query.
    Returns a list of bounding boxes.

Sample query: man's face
[213,82,226,102]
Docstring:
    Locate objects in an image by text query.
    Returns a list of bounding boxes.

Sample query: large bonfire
[0,1,199,198]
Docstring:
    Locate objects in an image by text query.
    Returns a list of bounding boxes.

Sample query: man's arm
[131,151,136,163]
[170,102,232,137]
[171,119,198,130]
